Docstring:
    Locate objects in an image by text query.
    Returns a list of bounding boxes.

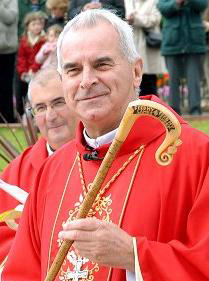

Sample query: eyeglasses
[29,98,67,117]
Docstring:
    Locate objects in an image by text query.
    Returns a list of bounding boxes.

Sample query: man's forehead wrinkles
[63,55,115,68]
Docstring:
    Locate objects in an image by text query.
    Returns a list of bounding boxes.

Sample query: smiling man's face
[61,21,142,137]
[30,77,76,150]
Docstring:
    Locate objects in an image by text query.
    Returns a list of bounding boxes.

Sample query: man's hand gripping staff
[44,99,182,281]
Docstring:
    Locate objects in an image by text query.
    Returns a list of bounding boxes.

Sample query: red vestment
[2,96,209,281]
[0,137,47,264]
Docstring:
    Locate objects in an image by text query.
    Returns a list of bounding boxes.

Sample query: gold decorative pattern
[77,146,145,204]
[58,192,112,280]
[58,146,145,281]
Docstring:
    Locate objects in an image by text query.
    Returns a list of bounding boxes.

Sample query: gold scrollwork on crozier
[58,192,112,280]
[159,138,182,164]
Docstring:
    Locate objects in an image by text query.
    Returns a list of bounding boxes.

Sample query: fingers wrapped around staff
[58,218,134,271]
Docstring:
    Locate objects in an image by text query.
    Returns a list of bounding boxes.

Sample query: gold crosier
[58,146,145,281]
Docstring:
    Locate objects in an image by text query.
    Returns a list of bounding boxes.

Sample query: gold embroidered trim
[133,237,144,281]
[106,268,112,281]
[106,147,145,281]
[0,255,8,271]
[46,155,78,273]
[77,145,145,206]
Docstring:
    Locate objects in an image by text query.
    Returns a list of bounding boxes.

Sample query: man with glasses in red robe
[0,67,77,267]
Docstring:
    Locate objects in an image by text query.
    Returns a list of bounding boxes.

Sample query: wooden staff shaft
[44,139,123,281]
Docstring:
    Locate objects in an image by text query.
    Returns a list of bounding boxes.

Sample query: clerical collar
[46,142,55,156]
[83,128,118,149]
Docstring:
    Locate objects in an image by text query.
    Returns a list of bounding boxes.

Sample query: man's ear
[133,58,143,88]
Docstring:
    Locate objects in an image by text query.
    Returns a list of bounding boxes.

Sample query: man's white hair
[27,67,61,102]
[57,9,139,74]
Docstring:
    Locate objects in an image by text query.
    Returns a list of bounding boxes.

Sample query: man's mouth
[77,93,107,101]
[48,124,64,130]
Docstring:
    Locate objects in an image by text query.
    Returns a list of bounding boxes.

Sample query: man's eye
[66,68,80,75]
[53,101,66,108]
[96,63,111,69]
[35,106,46,112]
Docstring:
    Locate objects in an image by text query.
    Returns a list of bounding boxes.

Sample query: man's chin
[47,126,65,139]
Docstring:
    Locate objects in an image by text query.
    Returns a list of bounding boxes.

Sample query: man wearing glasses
[0,67,77,267]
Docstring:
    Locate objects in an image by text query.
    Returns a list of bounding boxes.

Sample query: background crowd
[0,0,209,123]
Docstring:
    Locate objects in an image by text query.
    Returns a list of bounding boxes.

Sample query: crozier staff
[2,9,209,281]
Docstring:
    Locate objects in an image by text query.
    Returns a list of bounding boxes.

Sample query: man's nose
[45,106,58,121]
[80,67,98,89]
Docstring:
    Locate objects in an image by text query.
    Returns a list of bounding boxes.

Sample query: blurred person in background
[0,0,18,123]
[0,68,78,267]
[16,11,47,116]
[68,0,125,19]
[157,0,207,116]
[203,5,209,93]
[126,0,165,96]
[35,24,63,69]
[45,0,69,28]
[18,0,46,38]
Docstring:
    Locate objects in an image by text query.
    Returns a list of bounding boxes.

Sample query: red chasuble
[0,137,48,264]
[2,96,209,281]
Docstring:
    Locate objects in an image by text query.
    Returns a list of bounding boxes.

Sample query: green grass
[190,121,209,135]
[0,128,27,172]
[0,128,28,149]
[0,120,209,171]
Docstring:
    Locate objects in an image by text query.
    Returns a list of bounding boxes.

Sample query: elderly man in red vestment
[2,9,209,281]
[0,68,77,267]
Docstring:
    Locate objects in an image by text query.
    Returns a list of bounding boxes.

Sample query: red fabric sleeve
[0,140,46,266]
[1,160,47,281]
[0,152,30,264]
[136,167,209,281]
[0,225,15,265]
[2,195,42,281]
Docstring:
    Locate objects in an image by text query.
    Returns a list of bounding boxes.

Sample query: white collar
[27,30,45,46]
[83,128,118,149]
[46,142,55,156]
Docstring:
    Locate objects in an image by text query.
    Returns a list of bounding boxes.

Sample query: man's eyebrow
[51,97,65,103]
[33,102,45,107]
[95,57,114,64]
[63,62,79,71]
[34,97,64,107]
[63,57,114,70]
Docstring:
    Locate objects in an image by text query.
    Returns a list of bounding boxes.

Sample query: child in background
[16,11,47,115]
[18,0,46,38]
[35,24,63,69]
[45,0,69,28]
